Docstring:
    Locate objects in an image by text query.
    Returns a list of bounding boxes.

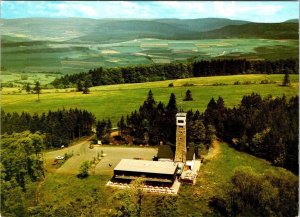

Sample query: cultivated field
[2,38,298,76]
[2,74,298,125]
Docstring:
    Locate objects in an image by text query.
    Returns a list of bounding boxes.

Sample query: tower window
[178,120,184,123]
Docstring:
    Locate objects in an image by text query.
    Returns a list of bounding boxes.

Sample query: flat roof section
[114,159,178,175]
[176,113,187,117]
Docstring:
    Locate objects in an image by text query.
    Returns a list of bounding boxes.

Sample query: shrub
[242,81,252,85]
[182,82,194,87]
[260,79,269,84]
[21,75,28,80]
[212,83,225,86]
[209,196,229,216]
[168,83,174,87]
[77,161,90,178]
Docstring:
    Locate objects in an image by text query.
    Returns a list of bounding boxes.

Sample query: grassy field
[0,71,60,87]
[2,38,298,75]
[177,141,292,216]
[2,74,298,126]
[33,140,292,216]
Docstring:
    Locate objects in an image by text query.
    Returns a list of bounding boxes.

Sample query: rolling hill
[2,17,297,43]
[155,18,250,32]
[200,22,299,39]
[1,17,298,73]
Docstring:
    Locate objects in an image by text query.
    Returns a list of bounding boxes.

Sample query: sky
[1,1,299,23]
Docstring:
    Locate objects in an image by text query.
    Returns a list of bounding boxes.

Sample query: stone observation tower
[175,113,187,162]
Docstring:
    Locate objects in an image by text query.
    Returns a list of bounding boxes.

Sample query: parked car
[55,156,64,160]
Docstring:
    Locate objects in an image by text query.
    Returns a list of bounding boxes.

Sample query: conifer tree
[118,115,126,136]
[33,81,41,101]
[282,71,290,86]
[82,80,90,94]
[184,89,193,101]
[25,83,31,93]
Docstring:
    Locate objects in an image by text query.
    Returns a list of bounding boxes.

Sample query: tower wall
[175,113,187,162]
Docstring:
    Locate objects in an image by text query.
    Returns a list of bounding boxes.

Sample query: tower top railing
[176,113,187,117]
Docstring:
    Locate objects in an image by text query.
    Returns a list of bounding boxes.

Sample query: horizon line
[1,17,298,23]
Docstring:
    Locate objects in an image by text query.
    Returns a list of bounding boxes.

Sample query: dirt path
[205,140,221,160]
[44,136,94,174]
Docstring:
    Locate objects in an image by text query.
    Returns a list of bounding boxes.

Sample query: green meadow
[177,142,292,215]
[2,74,298,126]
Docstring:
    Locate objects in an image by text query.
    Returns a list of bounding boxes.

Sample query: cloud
[213,1,283,19]
[54,3,98,17]
[213,1,237,17]
[1,1,297,22]
[154,1,204,18]
[254,4,283,16]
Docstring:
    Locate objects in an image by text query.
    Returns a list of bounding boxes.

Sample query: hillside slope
[2,18,297,42]
[200,22,299,39]
[178,141,298,215]
[156,18,250,32]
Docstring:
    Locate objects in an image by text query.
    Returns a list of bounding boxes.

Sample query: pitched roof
[114,159,178,175]
[186,145,195,161]
[157,144,196,160]
[157,145,175,159]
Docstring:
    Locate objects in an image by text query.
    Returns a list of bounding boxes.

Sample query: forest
[0,90,298,216]
[1,108,95,148]
[51,58,298,88]
[2,90,298,174]
[118,91,299,174]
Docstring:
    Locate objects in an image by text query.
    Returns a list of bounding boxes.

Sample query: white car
[55,156,64,160]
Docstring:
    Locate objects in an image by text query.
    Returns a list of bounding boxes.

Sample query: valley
[2,38,298,77]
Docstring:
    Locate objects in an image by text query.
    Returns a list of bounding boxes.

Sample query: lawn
[177,141,292,216]
[2,74,298,126]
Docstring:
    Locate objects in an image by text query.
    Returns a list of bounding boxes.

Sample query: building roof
[186,145,195,161]
[157,144,196,161]
[157,145,175,159]
[176,113,187,117]
[114,159,178,175]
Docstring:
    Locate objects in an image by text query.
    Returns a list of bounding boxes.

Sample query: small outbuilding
[186,145,196,170]
[157,145,175,161]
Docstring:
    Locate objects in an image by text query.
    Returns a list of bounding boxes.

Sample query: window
[178,120,184,123]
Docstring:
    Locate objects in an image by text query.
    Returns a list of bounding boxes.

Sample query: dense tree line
[96,119,112,144]
[210,167,298,217]
[1,108,96,148]
[193,58,298,76]
[51,58,298,88]
[119,90,215,148]
[1,131,45,216]
[119,91,298,174]
[204,93,299,174]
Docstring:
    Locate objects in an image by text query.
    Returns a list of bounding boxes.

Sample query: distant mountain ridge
[284,19,299,23]
[1,17,298,42]
[200,22,299,39]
